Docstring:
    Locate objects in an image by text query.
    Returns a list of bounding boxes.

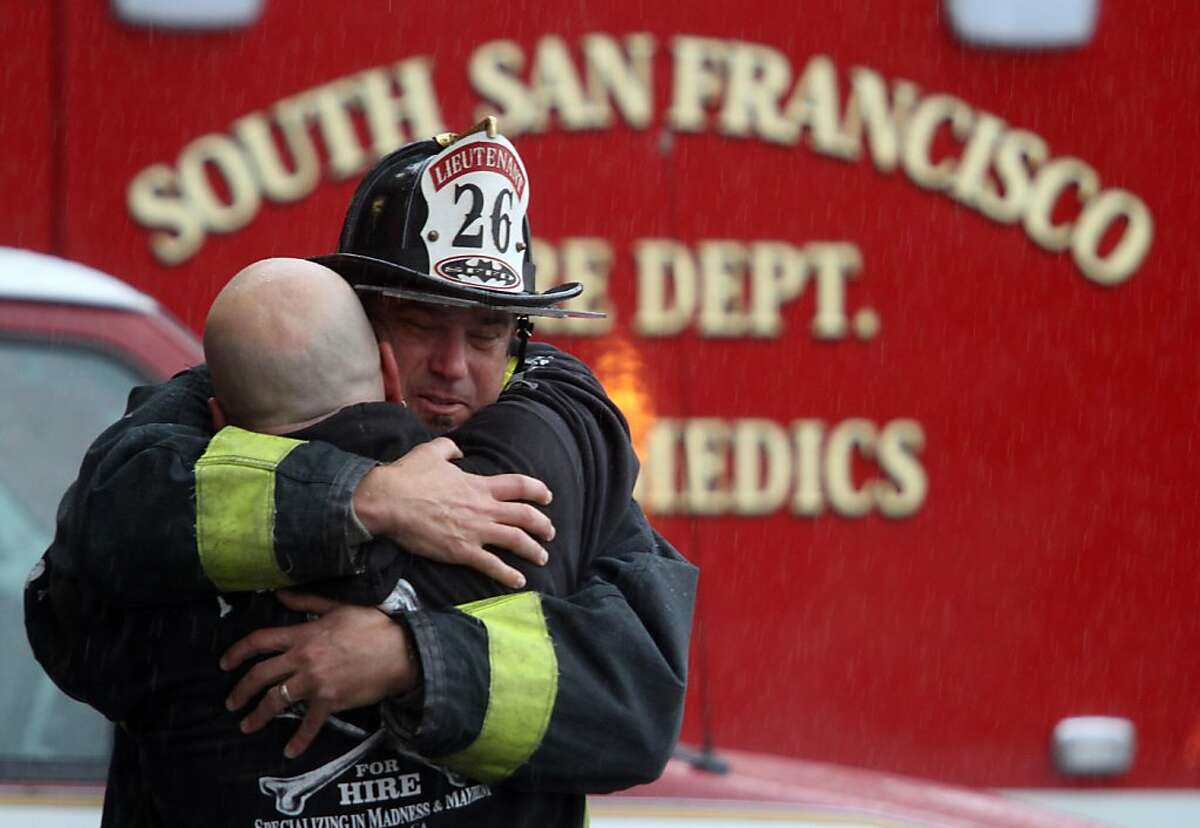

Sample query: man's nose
[428,332,469,380]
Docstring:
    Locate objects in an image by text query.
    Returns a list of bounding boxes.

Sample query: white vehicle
[0,249,199,826]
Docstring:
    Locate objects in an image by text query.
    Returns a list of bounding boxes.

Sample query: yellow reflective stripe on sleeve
[502,355,517,388]
[195,426,304,592]
[442,591,558,782]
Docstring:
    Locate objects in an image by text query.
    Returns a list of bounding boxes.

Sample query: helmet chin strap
[513,315,535,374]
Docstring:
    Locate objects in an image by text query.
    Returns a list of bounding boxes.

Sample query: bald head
[204,258,384,434]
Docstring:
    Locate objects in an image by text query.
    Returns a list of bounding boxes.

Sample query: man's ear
[207,397,228,430]
[379,341,404,403]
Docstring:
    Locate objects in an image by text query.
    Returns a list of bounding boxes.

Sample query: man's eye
[469,330,504,346]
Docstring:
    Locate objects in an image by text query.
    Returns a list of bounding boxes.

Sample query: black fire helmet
[312,117,600,321]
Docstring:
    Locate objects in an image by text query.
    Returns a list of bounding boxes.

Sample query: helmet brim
[310,252,596,319]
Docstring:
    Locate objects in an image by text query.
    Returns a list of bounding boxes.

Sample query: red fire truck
[2,1,1196,825]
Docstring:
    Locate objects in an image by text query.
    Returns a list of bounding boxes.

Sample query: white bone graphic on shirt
[259,728,386,815]
[281,710,469,786]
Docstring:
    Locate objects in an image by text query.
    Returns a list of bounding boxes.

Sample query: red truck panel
[2,0,1196,793]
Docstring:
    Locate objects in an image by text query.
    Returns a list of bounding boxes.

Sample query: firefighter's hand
[352,437,554,589]
[221,590,417,758]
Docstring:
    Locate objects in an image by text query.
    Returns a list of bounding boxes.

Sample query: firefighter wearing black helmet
[25,121,696,826]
